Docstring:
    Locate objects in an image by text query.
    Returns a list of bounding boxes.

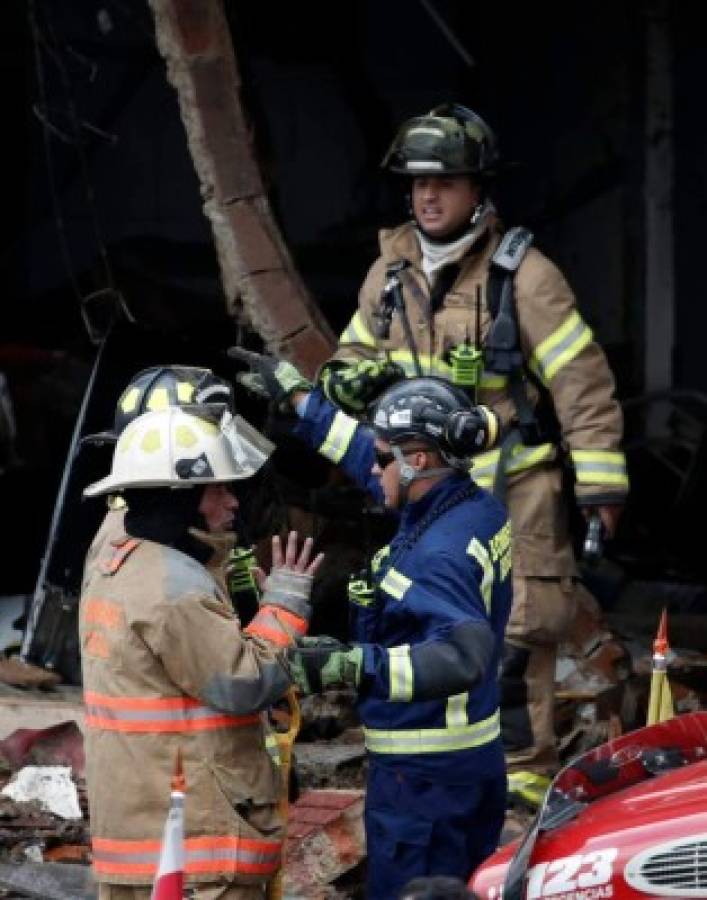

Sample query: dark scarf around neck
[123,486,214,566]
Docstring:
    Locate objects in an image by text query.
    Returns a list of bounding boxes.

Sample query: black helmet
[371,377,498,468]
[83,365,234,446]
[381,103,499,177]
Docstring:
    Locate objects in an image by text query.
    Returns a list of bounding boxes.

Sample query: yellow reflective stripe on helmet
[530,311,593,383]
[466,538,493,613]
[120,387,140,414]
[146,387,169,411]
[364,709,500,754]
[380,567,412,601]
[389,645,414,701]
[571,449,629,487]
[318,411,357,463]
[446,692,469,728]
[479,405,499,448]
[339,311,377,348]
[177,381,195,403]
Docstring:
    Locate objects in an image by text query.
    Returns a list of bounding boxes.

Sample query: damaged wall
[3,0,707,626]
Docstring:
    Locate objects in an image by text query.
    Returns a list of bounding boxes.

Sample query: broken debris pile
[0,721,90,870]
[0,587,705,898]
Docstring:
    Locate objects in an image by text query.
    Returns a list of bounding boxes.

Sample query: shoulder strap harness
[485,227,546,447]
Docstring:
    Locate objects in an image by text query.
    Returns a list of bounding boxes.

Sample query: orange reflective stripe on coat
[84,692,260,733]
[99,538,141,575]
[92,834,281,877]
[245,605,307,647]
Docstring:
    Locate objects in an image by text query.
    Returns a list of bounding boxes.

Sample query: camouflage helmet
[83,365,234,446]
[381,103,499,177]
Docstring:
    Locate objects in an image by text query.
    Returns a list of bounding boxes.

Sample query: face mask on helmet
[83,405,274,498]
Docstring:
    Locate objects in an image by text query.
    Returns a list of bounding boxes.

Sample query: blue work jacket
[293,389,512,782]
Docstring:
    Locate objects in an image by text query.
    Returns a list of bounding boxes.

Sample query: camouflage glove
[318,359,404,413]
[286,636,363,694]
[228,347,313,412]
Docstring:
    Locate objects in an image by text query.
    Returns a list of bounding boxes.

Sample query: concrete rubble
[284,790,366,900]
[0,598,705,899]
[1,768,81,821]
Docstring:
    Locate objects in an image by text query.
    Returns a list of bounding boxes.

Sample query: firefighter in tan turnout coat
[80,405,322,900]
[319,103,629,774]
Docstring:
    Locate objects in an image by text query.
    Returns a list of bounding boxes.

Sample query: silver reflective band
[407,126,447,139]
[530,311,592,383]
[389,645,414,701]
[571,449,629,487]
[406,159,444,171]
[380,567,412,601]
[364,709,500,754]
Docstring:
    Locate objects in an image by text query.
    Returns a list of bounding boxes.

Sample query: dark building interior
[2,1,706,678]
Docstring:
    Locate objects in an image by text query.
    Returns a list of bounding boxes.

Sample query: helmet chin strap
[392,445,454,506]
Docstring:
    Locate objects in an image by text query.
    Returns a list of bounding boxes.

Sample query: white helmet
[83,406,273,497]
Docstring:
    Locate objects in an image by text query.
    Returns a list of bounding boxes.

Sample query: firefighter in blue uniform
[229,349,513,899]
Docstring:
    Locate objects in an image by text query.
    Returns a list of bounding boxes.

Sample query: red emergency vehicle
[471,711,707,899]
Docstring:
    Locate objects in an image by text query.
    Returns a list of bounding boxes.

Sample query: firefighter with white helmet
[82,364,269,601]
[80,403,322,899]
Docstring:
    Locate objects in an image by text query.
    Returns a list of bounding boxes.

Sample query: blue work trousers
[364,762,506,900]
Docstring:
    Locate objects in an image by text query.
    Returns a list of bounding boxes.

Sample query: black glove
[228,347,313,412]
[318,359,404,413]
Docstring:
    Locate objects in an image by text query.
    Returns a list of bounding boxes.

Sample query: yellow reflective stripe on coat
[446,692,469,728]
[466,538,494,613]
[530,311,593,383]
[380,567,412,600]
[571,449,629,487]
[318,410,357,463]
[389,645,414,701]
[371,544,391,574]
[339,311,377,347]
[389,350,506,390]
[470,442,556,489]
[364,708,500,754]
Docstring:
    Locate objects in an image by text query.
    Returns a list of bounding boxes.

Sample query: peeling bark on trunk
[148,0,335,377]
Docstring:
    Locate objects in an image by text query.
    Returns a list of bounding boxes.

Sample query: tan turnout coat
[80,530,300,887]
[331,220,628,580]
